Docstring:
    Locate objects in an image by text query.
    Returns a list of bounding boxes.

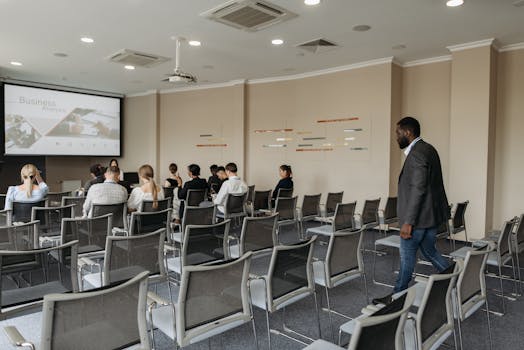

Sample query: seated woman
[127,164,164,212]
[271,164,293,205]
[164,163,182,188]
[4,164,49,210]
[109,159,124,181]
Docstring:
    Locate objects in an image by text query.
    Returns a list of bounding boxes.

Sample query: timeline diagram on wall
[253,115,371,160]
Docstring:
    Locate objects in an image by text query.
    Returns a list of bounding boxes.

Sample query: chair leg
[498,263,507,315]
[251,317,259,350]
[265,309,272,350]
[313,291,322,340]
[485,299,493,350]
[362,272,370,304]
[456,316,463,350]
[324,286,335,342]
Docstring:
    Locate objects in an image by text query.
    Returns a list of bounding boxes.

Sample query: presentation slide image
[5,114,42,150]
[46,108,119,139]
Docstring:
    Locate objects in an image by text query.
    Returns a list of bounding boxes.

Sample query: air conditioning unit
[108,49,170,68]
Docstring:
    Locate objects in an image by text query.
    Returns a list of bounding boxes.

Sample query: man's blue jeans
[393,226,449,293]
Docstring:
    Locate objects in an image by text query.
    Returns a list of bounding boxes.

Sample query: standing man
[374,117,450,304]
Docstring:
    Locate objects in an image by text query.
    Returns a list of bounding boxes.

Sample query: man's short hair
[225,162,237,173]
[106,165,120,175]
[188,164,201,176]
[90,164,102,176]
[210,164,218,172]
[216,166,225,172]
[397,117,421,138]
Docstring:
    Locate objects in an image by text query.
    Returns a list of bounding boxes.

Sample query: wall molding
[447,38,495,52]
[159,79,246,94]
[125,89,158,97]
[402,55,452,67]
[499,42,524,52]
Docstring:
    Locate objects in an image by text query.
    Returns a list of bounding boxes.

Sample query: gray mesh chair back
[47,191,72,207]
[325,229,364,288]
[223,192,248,218]
[350,288,415,350]
[31,205,74,236]
[12,200,46,223]
[162,186,174,199]
[139,198,172,212]
[383,197,398,223]
[247,185,255,203]
[61,196,86,218]
[276,187,293,198]
[0,221,39,251]
[104,229,166,286]
[0,241,79,317]
[514,213,524,247]
[416,260,463,350]
[253,190,271,211]
[186,189,207,207]
[92,202,127,229]
[240,214,278,255]
[0,195,5,210]
[267,237,316,310]
[333,201,356,231]
[182,220,230,266]
[274,196,298,222]
[361,198,380,227]
[0,210,12,227]
[301,194,321,219]
[176,252,253,346]
[61,214,112,255]
[129,209,171,236]
[497,218,516,258]
[452,201,468,230]
[40,271,151,350]
[325,192,344,217]
[182,206,216,233]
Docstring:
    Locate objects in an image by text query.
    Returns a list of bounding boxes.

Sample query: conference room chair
[509,213,524,291]
[448,201,469,248]
[81,229,168,292]
[249,189,271,216]
[148,252,256,349]
[128,209,171,236]
[249,237,320,349]
[185,189,207,207]
[305,288,415,350]
[312,228,368,340]
[377,196,399,234]
[4,271,151,350]
[451,217,518,316]
[139,198,172,212]
[273,196,300,242]
[162,186,174,199]
[165,220,231,279]
[31,205,74,244]
[60,196,86,218]
[0,221,39,251]
[403,261,463,350]
[216,192,248,228]
[172,205,216,244]
[0,194,6,210]
[0,240,79,320]
[306,202,357,238]
[276,187,293,198]
[355,198,380,230]
[0,209,12,227]
[229,214,278,259]
[11,200,46,224]
[91,202,128,233]
[316,191,344,224]
[46,191,72,207]
[247,184,255,205]
[297,194,321,239]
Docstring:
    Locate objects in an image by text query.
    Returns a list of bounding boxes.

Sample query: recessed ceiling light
[304,0,321,5]
[272,39,284,45]
[446,0,464,7]
[80,37,94,43]
[188,40,201,47]
[124,65,135,70]
[53,52,68,57]
[352,25,371,32]
[10,61,22,66]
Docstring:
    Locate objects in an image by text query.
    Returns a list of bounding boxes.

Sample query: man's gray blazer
[397,139,449,229]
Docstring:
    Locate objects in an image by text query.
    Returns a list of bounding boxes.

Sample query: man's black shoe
[372,293,393,306]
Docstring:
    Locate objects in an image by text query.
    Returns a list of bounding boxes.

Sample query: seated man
[213,162,248,214]
[84,164,104,193]
[178,164,209,220]
[208,164,221,195]
[82,166,129,217]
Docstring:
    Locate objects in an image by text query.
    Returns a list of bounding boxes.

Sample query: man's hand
[400,223,413,240]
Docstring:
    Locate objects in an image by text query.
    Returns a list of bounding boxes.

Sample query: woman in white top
[127,164,164,212]
[109,159,124,181]
[4,164,49,210]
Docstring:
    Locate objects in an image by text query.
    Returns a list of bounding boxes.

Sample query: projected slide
[4,84,121,156]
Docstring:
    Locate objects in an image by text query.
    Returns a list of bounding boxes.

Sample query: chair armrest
[147,291,171,307]
[4,326,35,349]
[361,305,381,315]
[111,227,128,236]
[414,275,429,283]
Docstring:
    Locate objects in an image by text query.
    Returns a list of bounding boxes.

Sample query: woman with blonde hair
[4,164,49,209]
[127,164,164,212]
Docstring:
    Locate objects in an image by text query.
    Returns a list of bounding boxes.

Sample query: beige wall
[158,84,245,184]
[493,49,524,226]
[246,63,395,211]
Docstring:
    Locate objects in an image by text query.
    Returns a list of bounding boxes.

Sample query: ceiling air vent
[201,0,297,32]
[296,38,339,54]
[513,0,524,7]
[108,49,170,68]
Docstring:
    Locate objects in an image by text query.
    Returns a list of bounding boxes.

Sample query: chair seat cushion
[375,235,401,248]
[302,339,345,350]
[306,225,334,236]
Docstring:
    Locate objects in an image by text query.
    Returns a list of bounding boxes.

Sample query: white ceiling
[0,0,523,95]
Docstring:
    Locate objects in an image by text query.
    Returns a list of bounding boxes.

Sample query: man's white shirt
[403,137,422,156]
[83,180,129,217]
[213,176,248,213]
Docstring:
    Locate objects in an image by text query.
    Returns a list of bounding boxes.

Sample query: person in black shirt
[178,164,209,220]
[272,164,293,203]
[164,163,182,189]
[208,164,222,194]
